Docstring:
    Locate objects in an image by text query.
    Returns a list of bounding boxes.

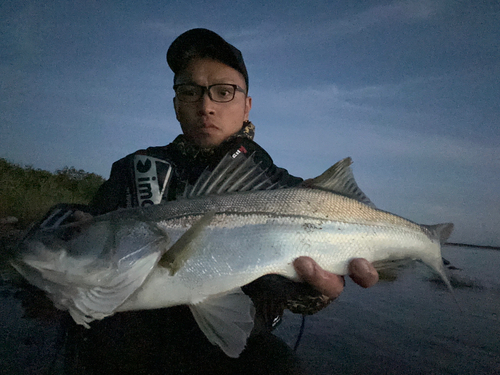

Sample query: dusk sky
[1,0,499,246]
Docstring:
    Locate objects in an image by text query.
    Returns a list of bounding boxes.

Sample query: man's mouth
[201,122,218,130]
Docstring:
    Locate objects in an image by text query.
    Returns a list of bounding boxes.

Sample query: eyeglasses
[173,83,246,103]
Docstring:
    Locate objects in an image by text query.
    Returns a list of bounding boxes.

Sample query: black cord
[293,315,306,351]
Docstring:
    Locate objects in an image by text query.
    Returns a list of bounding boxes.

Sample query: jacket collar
[171,121,255,158]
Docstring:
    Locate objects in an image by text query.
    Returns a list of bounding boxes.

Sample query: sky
[1,0,499,246]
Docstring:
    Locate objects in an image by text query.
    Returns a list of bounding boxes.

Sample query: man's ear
[244,96,252,121]
[173,97,181,122]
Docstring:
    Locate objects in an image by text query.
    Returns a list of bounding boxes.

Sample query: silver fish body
[12,157,454,357]
[119,187,451,308]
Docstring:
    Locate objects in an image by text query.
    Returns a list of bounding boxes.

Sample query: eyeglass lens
[175,84,239,103]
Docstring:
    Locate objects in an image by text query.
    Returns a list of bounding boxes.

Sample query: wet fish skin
[118,187,453,310]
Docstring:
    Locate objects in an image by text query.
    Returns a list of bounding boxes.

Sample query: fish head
[14,217,169,276]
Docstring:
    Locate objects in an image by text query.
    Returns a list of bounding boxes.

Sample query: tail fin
[422,222,462,311]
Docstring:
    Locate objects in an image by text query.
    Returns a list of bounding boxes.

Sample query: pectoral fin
[189,288,255,358]
[158,211,215,275]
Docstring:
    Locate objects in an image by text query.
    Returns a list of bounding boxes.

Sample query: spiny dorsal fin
[182,152,284,198]
[304,157,376,207]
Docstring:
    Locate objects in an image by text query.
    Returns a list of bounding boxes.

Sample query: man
[47,28,378,374]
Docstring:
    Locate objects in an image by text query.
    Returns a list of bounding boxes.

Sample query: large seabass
[12,153,454,357]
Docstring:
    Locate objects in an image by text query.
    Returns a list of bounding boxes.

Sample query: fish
[11,154,454,358]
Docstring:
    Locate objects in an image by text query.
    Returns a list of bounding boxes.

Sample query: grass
[0,158,105,228]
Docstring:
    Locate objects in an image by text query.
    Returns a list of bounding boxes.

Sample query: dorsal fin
[304,157,376,207]
[422,223,454,245]
[182,152,284,198]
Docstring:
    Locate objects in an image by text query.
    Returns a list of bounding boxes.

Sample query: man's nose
[198,91,216,114]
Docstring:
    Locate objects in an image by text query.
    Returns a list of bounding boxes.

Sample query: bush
[0,159,106,227]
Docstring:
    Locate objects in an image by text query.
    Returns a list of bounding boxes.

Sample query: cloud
[308,0,442,38]
[248,71,500,245]
[355,0,441,24]
[135,0,444,58]
[225,0,444,54]
[139,20,197,39]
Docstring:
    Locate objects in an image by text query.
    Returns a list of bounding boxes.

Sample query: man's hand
[37,204,93,231]
[293,256,378,300]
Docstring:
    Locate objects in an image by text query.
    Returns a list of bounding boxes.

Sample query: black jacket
[89,134,302,215]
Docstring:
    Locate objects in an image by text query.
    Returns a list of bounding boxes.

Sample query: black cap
[167,28,249,89]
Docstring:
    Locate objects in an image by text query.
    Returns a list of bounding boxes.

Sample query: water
[2,245,500,374]
[274,246,500,374]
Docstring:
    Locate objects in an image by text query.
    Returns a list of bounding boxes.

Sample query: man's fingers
[293,257,378,300]
[293,256,345,300]
[348,258,379,288]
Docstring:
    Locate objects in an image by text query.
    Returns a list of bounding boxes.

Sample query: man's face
[173,58,252,148]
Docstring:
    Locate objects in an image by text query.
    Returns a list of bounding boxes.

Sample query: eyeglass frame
[173,83,247,103]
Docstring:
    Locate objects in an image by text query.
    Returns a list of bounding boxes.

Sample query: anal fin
[189,288,255,358]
